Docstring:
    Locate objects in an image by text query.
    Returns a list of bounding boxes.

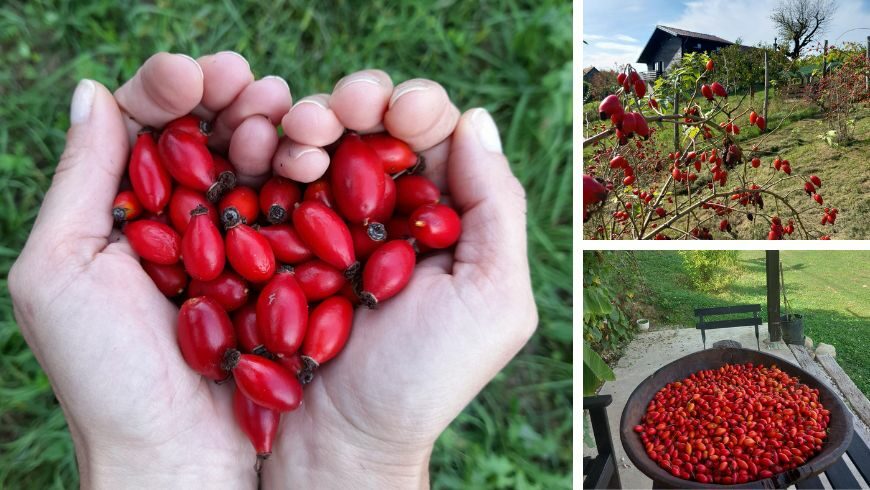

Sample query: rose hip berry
[182,205,225,281]
[188,269,249,312]
[125,220,182,265]
[359,240,416,309]
[292,201,359,277]
[112,190,143,224]
[303,178,334,208]
[168,187,218,234]
[220,186,260,225]
[158,128,221,201]
[259,176,301,224]
[330,133,385,226]
[224,208,276,283]
[257,224,313,264]
[141,260,188,297]
[300,296,353,378]
[177,296,237,381]
[129,131,172,214]
[293,259,346,301]
[362,133,418,174]
[256,269,308,357]
[395,175,440,215]
[232,302,264,354]
[223,350,303,412]
[164,114,211,145]
[233,386,280,464]
[409,203,461,249]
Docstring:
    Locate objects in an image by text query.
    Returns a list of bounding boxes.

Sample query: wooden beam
[789,345,870,448]
[817,354,870,429]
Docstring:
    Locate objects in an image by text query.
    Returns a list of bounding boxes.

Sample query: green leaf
[583,343,615,390]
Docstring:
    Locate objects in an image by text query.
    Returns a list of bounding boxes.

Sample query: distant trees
[771,0,838,61]
[584,69,619,102]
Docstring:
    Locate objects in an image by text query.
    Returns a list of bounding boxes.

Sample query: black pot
[781,314,804,345]
[620,347,853,489]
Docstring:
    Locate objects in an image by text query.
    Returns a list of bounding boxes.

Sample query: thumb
[30,80,129,257]
[447,108,529,277]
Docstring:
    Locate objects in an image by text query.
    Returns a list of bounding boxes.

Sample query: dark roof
[657,25,732,44]
[583,66,598,75]
[638,25,733,63]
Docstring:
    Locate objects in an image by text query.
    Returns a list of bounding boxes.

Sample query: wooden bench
[694,304,762,350]
[583,395,621,489]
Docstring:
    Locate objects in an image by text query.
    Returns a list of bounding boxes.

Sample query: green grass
[0,1,572,488]
[631,250,870,397]
[582,92,870,239]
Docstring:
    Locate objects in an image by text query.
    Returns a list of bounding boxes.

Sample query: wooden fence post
[824,40,829,76]
[673,79,679,151]
[763,51,769,120]
[766,251,781,342]
[866,36,869,92]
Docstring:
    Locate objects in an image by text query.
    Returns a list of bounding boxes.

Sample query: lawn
[0,1,573,488]
[582,91,870,240]
[632,250,870,397]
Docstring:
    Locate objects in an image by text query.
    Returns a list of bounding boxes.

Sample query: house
[583,66,599,81]
[637,25,733,79]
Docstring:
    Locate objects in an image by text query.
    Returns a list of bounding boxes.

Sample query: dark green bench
[583,395,621,489]
[694,304,762,350]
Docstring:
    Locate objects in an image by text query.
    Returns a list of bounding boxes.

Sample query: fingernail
[263,75,290,92]
[334,73,382,92]
[292,96,328,111]
[389,80,430,108]
[469,108,502,153]
[70,79,96,125]
[290,147,321,159]
[217,50,250,68]
[175,53,204,80]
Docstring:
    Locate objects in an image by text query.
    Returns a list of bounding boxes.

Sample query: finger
[329,69,393,132]
[192,51,255,121]
[383,79,460,152]
[29,80,128,259]
[417,138,451,192]
[281,94,344,147]
[229,116,280,185]
[271,137,330,184]
[211,76,292,151]
[448,109,528,276]
[114,52,204,135]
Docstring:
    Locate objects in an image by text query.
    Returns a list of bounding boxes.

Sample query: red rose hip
[330,133,385,225]
[224,208,276,283]
[362,133,418,174]
[125,220,181,264]
[360,240,416,309]
[182,205,225,281]
[188,270,249,312]
[168,187,218,234]
[233,387,280,462]
[129,131,172,214]
[259,176,301,224]
[395,175,440,215]
[158,128,221,200]
[223,351,303,412]
[292,201,358,277]
[294,260,345,301]
[409,203,461,249]
[232,302,264,354]
[112,190,143,223]
[141,260,188,297]
[177,296,236,381]
[256,269,308,357]
[258,225,313,264]
[301,296,353,368]
[220,186,259,225]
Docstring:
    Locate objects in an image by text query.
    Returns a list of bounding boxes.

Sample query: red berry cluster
[768,216,796,239]
[111,114,461,464]
[634,363,830,485]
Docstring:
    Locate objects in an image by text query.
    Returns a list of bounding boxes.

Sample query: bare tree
[770,0,838,60]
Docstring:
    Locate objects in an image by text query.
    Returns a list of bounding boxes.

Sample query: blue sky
[583,0,870,71]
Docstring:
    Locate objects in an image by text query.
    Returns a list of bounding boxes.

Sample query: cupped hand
[264,73,538,489]
[7,51,291,489]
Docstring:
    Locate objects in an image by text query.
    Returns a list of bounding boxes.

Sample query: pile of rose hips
[110,115,461,467]
[634,363,830,485]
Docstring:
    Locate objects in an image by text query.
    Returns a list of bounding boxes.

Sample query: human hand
[262,73,538,489]
[7,51,292,489]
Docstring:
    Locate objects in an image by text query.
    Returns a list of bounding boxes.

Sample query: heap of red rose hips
[634,363,830,485]
[111,115,461,467]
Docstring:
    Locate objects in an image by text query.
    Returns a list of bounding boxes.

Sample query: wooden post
[823,40,828,76]
[673,79,679,151]
[766,251,781,342]
[763,51,769,120]
[866,36,869,92]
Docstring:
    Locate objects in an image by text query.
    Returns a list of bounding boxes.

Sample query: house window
[696,43,702,48]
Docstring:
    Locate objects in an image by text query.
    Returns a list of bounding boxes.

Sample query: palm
[41,245,250,464]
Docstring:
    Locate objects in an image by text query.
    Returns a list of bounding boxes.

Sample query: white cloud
[584,34,606,41]
[614,34,640,43]
[594,41,642,52]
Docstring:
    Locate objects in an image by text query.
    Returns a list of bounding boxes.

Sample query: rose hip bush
[113,115,461,468]
[582,58,842,240]
[635,363,830,485]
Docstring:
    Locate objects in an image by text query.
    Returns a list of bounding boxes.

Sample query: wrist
[75,430,255,489]
[262,417,432,489]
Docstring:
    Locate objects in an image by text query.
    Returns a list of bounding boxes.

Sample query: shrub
[678,251,741,293]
